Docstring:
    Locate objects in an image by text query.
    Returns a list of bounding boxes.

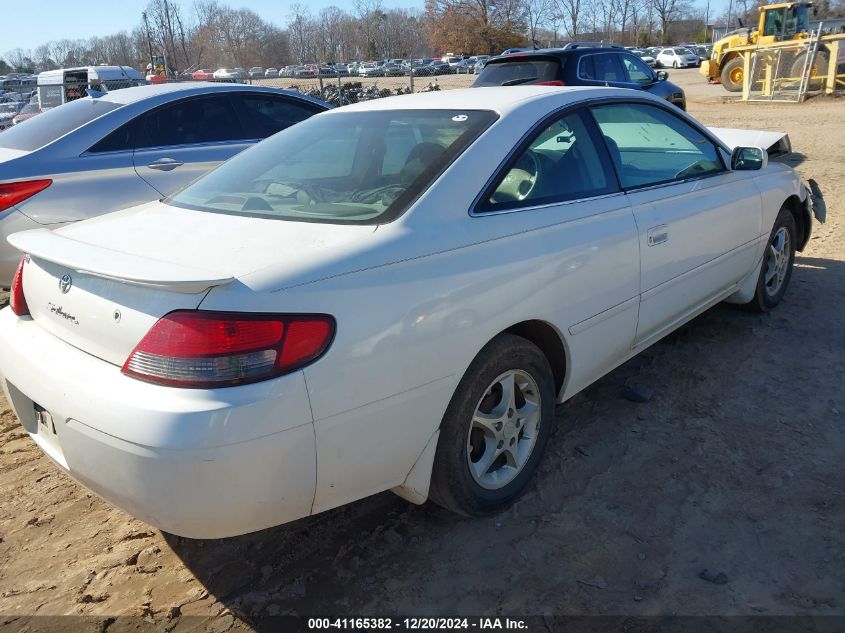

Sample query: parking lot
[0,68,843,628]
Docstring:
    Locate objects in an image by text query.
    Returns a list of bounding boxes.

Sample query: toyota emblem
[59,274,72,294]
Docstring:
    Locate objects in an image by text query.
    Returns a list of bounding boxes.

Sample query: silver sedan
[0,82,329,286]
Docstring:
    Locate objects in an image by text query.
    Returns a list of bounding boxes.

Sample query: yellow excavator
[701,1,829,91]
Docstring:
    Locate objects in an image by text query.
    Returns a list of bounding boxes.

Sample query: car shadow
[778,151,808,168]
[163,252,845,627]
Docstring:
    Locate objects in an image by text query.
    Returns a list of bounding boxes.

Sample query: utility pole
[704,0,710,42]
[142,11,154,73]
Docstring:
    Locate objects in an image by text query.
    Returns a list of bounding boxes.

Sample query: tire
[429,334,555,516]
[744,204,797,313]
[790,49,829,88]
[673,60,678,68]
[720,57,745,92]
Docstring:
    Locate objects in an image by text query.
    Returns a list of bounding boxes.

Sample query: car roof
[329,85,661,116]
[93,82,320,106]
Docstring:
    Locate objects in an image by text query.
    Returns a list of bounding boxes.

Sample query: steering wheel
[674,159,712,180]
[498,151,540,201]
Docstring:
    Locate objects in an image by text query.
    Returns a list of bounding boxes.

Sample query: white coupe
[0,87,821,538]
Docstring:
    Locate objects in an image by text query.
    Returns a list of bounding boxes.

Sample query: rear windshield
[473,59,560,87]
[168,109,497,225]
[0,98,121,151]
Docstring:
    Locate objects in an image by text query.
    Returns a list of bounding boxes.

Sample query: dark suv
[473,46,686,110]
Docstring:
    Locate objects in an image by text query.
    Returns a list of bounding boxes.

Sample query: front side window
[621,55,654,84]
[591,103,724,189]
[763,8,786,36]
[137,95,244,148]
[478,109,617,212]
[168,109,497,224]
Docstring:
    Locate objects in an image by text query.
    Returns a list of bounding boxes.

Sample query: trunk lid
[10,200,377,365]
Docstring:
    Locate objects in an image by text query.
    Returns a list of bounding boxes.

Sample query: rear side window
[235,94,322,139]
[473,59,560,87]
[579,54,624,81]
[137,95,244,149]
[88,120,137,153]
[0,98,121,151]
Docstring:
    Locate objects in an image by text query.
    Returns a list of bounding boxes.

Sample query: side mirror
[656,70,669,81]
[731,146,768,171]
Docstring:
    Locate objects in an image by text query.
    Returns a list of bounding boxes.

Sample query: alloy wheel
[466,370,542,490]
[764,227,791,297]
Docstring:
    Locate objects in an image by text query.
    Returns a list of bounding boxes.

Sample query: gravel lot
[1,69,843,629]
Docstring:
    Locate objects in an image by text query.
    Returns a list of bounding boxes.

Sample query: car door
[590,101,762,347]
[473,107,640,396]
[133,94,253,196]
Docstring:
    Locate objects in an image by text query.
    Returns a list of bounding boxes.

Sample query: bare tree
[525,0,555,45]
[556,0,585,39]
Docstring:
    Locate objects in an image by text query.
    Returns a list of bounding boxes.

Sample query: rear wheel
[790,50,829,87]
[721,57,745,92]
[673,60,679,68]
[744,205,797,312]
[429,334,555,516]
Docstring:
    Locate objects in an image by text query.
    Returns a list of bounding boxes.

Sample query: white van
[37,66,145,110]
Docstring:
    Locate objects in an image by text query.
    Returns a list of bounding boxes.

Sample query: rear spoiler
[8,229,234,293]
[708,127,792,157]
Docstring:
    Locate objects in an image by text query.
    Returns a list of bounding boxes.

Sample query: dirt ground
[0,69,843,630]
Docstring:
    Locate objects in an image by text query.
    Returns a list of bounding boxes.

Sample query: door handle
[647,225,669,246]
[147,158,184,171]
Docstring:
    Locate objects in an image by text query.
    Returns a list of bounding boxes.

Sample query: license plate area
[32,403,68,469]
[35,404,57,435]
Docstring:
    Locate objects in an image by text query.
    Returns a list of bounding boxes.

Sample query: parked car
[501,47,533,55]
[264,68,279,78]
[427,61,452,75]
[473,48,687,110]
[0,83,329,287]
[212,68,240,81]
[656,47,701,68]
[359,63,385,77]
[0,86,818,538]
[470,55,492,73]
[381,62,405,76]
[191,69,214,80]
[249,67,265,79]
[0,101,25,130]
[11,100,41,126]
[632,49,657,67]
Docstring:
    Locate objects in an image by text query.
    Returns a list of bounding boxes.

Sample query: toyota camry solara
[0,87,819,538]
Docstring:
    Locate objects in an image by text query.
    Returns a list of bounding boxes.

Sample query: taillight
[0,180,52,213]
[537,80,565,86]
[122,311,335,388]
[10,255,29,317]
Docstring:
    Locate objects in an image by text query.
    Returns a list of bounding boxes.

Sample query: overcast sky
[4,0,423,53]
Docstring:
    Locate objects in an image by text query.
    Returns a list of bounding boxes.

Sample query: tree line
[4,0,845,75]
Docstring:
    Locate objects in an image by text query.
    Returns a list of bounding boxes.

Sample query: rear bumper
[0,308,317,538]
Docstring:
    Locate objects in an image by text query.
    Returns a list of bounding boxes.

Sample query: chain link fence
[252,69,477,106]
[745,30,845,102]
